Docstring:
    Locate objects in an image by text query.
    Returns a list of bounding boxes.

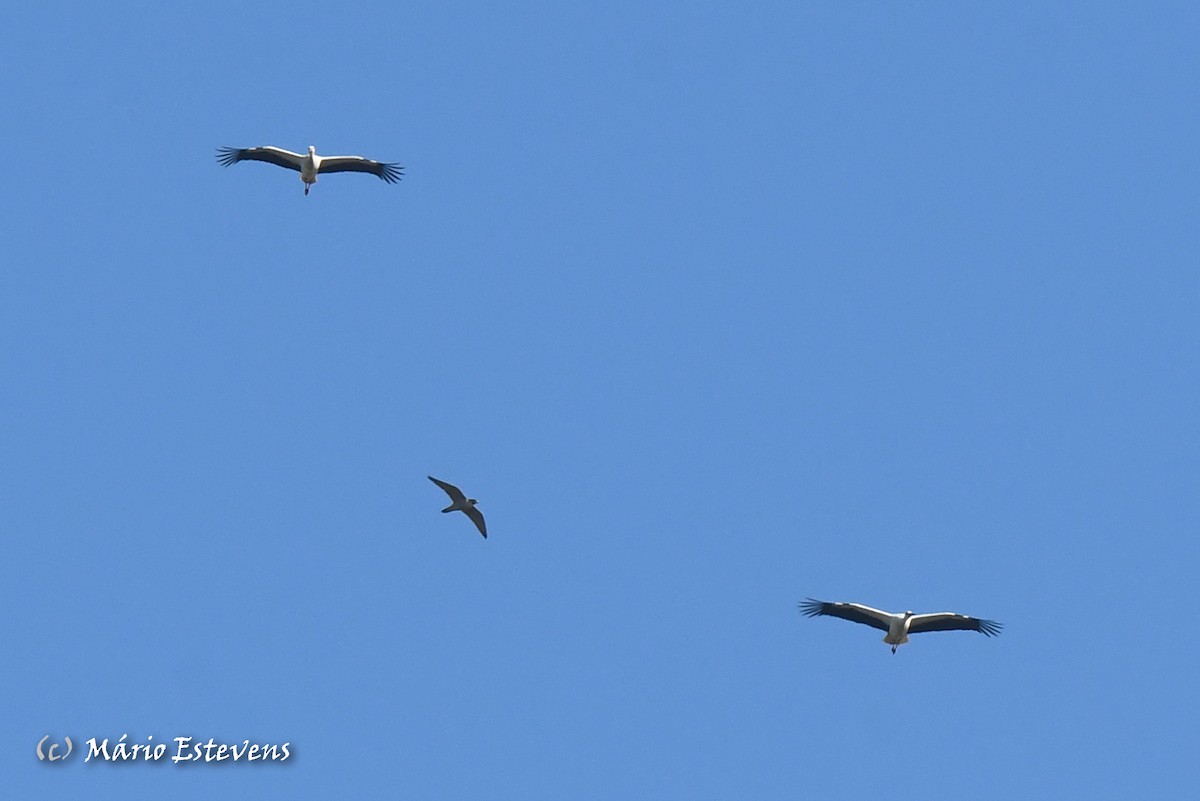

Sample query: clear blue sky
[3,2,1197,798]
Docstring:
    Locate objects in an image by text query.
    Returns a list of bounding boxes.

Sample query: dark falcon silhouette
[427,476,487,538]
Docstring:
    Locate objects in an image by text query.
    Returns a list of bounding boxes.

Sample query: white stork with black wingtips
[216,145,403,195]
[799,598,1002,653]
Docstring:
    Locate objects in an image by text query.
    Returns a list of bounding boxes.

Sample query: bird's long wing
[428,476,466,504]
[216,146,305,172]
[799,599,893,632]
[316,155,404,183]
[464,506,488,539]
[907,612,1002,637]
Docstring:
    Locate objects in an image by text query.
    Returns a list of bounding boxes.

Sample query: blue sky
[2,1,1197,798]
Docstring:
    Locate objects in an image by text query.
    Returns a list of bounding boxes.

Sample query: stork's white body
[299,146,319,193]
[883,612,914,652]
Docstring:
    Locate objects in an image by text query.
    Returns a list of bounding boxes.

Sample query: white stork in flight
[799,598,1001,653]
[216,145,403,195]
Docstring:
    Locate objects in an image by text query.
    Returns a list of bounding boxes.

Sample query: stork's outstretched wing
[908,612,1002,637]
[216,146,305,172]
[799,599,892,632]
[317,155,404,183]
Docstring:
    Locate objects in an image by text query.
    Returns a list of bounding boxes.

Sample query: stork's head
[467,498,478,506]
[904,611,915,618]
[308,145,316,154]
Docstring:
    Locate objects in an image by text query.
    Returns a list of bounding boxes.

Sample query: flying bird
[216,145,403,195]
[799,598,1001,653]
[427,476,487,539]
